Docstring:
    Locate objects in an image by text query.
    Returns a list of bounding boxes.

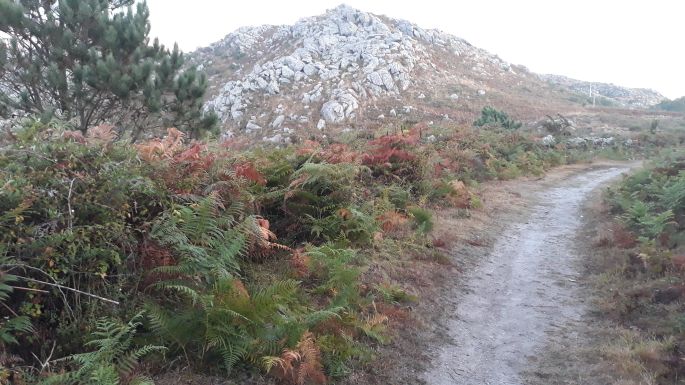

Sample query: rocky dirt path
[423,166,632,385]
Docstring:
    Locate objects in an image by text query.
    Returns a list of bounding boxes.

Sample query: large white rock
[255,77,268,89]
[388,62,406,75]
[336,92,359,116]
[285,56,305,72]
[230,104,244,120]
[263,133,283,143]
[303,64,318,76]
[381,71,395,90]
[246,121,262,131]
[337,21,358,36]
[321,101,345,123]
[271,115,285,128]
[367,71,384,86]
[541,135,556,147]
[280,65,295,79]
[265,81,280,94]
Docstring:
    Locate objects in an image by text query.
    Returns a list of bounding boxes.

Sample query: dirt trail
[423,166,632,385]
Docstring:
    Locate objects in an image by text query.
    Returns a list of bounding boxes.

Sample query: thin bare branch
[18,276,119,305]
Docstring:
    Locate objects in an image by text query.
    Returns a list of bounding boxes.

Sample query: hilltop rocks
[203,4,455,127]
[206,25,273,56]
[197,4,518,134]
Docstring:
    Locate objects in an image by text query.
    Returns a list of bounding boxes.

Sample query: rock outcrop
[190,4,667,142]
[194,4,510,138]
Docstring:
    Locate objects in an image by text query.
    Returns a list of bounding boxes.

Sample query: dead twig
[4,264,76,320]
[67,178,75,230]
[18,276,119,305]
[31,341,56,374]
[10,286,49,294]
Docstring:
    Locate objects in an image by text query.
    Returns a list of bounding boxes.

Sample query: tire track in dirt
[423,167,631,385]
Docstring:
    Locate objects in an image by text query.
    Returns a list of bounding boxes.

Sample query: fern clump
[149,194,248,282]
[40,312,164,385]
[609,152,684,247]
[306,245,362,308]
[147,275,344,375]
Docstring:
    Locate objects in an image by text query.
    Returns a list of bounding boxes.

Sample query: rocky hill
[540,74,665,108]
[189,4,666,142]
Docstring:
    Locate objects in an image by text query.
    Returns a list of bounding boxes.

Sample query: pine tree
[0,0,217,139]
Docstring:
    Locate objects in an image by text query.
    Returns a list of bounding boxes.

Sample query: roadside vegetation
[0,113,651,383]
[593,150,685,384]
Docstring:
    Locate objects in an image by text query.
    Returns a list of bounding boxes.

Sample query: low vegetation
[0,115,630,383]
[594,151,685,384]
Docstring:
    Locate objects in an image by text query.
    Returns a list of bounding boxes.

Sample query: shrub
[407,206,434,234]
[384,185,411,210]
[473,106,522,130]
[361,131,421,180]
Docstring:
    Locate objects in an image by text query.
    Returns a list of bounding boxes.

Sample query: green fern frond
[88,364,119,385]
[302,308,343,328]
[42,311,165,385]
[261,355,284,373]
[0,315,33,345]
[218,343,247,373]
[152,281,202,304]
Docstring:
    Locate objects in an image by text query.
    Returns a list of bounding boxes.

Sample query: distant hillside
[540,74,666,109]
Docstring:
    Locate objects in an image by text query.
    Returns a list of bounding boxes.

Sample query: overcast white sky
[146,0,684,99]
